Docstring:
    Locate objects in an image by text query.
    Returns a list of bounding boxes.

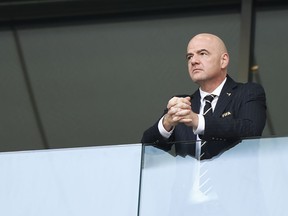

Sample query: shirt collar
[199,77,227,100]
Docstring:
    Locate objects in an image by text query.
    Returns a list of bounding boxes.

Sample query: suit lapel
[191,90,201,113]
[214,76,238,117]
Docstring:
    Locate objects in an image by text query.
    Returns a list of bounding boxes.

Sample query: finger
[167,96,191,109]
[174,109,191,116]
[166,112,183,125]
[183,96,191,104]
[167,97,180,109]
[185,96,191,100]
[178,117,193,123]
[169,103,191,112]
[175,102,191,109]
[172,115,183,122]
[179,118,193,127]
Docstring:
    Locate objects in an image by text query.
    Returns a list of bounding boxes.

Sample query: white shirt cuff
[158,116,174,139]
[193,114,205,135]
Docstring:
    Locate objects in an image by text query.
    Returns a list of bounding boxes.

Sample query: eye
[186,54,193,61]
[200,51,207,56]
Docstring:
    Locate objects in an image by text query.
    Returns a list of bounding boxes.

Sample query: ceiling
[0,0,287,24]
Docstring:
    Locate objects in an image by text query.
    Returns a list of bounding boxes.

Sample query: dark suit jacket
[141,75,267,159]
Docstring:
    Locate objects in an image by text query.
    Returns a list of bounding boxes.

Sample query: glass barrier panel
[139,137,288,216]
[0,144,142,216]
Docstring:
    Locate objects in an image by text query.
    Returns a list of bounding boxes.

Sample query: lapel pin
[222,111,232,118]
[226,92,231,96]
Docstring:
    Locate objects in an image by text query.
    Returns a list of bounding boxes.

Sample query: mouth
[192,68,202,73]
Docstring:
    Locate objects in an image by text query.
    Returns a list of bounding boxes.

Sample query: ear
[220,53,229,69]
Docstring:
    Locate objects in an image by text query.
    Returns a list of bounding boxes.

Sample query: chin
[191,75,204,83]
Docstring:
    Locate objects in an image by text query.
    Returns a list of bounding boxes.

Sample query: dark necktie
[203,94,216,116]
[198,94,216,159]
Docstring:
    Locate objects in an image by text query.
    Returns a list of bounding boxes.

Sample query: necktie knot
[203,94,216,116]
[204,94,216,103]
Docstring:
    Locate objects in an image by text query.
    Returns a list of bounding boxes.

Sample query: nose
[189,55,199,65]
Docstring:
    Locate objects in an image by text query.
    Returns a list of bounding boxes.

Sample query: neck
[199,75,227,93]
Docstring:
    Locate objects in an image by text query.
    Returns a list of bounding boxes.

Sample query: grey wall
[1,8,283,152]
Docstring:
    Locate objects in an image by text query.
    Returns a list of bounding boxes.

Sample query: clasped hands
[163,96,198,131]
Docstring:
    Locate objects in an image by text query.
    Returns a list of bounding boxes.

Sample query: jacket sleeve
[141,116,175,151]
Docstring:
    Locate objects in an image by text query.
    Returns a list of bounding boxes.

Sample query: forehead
[187,36,217,52]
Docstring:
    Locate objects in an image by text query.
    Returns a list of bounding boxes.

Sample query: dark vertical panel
[12,28,50,149]
[0,29,44,152]
[238,0,254,82]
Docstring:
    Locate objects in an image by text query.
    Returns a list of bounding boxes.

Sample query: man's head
[186,33,229,92]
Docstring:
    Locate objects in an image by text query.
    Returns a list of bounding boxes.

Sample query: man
[141,33,266,159]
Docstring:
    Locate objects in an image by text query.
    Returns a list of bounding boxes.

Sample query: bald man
[141,33,267,159]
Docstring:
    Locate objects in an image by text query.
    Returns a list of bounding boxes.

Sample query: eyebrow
[198,48,209,53]
[186,49,209,58]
